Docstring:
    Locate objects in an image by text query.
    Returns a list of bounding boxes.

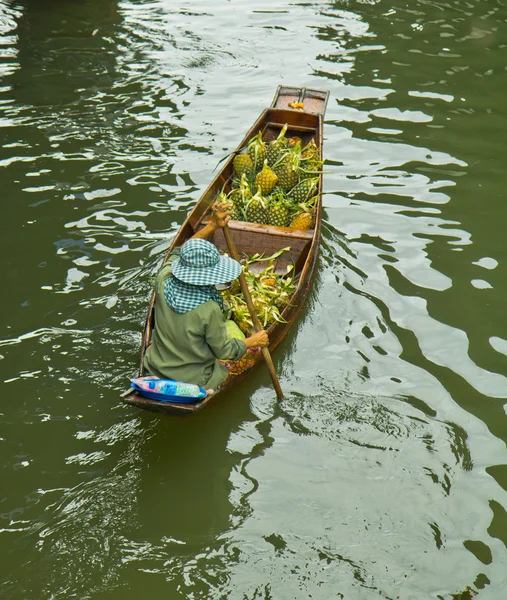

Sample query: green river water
[1,1,506,598]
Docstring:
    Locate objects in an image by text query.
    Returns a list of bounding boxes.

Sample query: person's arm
[191,201,232,240]
[205,305,247,360]
[205,305,269,360]
[244,331,269,349]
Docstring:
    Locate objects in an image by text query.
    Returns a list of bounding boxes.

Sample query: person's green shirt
[143,248,247,389]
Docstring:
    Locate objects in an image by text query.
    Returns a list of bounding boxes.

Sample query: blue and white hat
[171,239,242,286]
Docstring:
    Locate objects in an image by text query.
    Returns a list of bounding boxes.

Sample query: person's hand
[245,330,269,349]
[210,201,233,229]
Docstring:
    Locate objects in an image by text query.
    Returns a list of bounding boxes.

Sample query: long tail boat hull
[122,86,329,414]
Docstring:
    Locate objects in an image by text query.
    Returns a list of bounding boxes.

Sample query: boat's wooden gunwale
[124,98,325,415]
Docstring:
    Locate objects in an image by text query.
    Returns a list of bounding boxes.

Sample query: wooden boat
[122,86,329,415]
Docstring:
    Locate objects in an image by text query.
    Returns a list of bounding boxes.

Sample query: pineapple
[231,203,244,221]
[274,141,301,192]
[275,289,291,310]
[268,195,290,227]
[288,177,319,204]
[245,188,269,224]
[247,132,267,172]
[221,351,257,375]
[299,138,322,180]
[253,296,272,328]
[230,279,241,294]
[299,159,324,181]
[233,153,254,179]
[227,173,251,220]
[277,163,299,192]
[260,275,277,288]
[235,309,254,335]
[266,123,288,166]
[290,201,316,230]
[290,210,314,230]
[255,160,278,195]
[301,138,319,161]
[222,197,243,221]
[215,191,231,217]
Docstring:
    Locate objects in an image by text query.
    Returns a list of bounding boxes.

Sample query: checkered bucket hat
[171,239,242,286]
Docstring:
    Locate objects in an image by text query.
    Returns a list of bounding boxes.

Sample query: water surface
[1,0,507,598]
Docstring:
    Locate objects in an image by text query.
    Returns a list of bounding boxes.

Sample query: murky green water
[1,0,506,598]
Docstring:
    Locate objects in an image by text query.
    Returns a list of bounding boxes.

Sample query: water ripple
[1,0,507,598]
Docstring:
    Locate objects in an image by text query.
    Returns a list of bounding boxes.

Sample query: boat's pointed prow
[271,86,330,116]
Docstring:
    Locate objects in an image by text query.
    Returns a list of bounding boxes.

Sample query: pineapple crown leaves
[299,155,321,179]
[279,266,296,291]
[257,283,280,297]
[269,192,289,205]
[247,187,268,209]
[269,309,288,325]
[299,164,324,178]
[247,132,267,173]
[295,195,318,213]
[216,190,228,203]
[300,154,324,166]
[267,124,288,150]
[289,177,320,199]
[258,262,275,275]
[306,193,319,208]
[224,247,297,331]
[233,152,252,166]
[257,159,278,178]
[228,172,253,199]
[239,172,252,192]
[288,138,302,154]
[301,139,320,159]
[274,123,288,143]
[242,247,291,267]
[257,285,283,301]
[247,131,266,153]
[247,131,265,147]
[273,145,301,172]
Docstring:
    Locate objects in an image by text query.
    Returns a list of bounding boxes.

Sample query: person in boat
[143,202,269,392]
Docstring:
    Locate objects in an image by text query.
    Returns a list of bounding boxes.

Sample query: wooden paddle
[222,224,285,400]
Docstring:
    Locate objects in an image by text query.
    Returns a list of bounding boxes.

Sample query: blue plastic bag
[131,376,207,403]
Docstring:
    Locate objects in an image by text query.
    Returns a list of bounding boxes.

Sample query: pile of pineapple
[221,249,296,334]
[220,124,323,230]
